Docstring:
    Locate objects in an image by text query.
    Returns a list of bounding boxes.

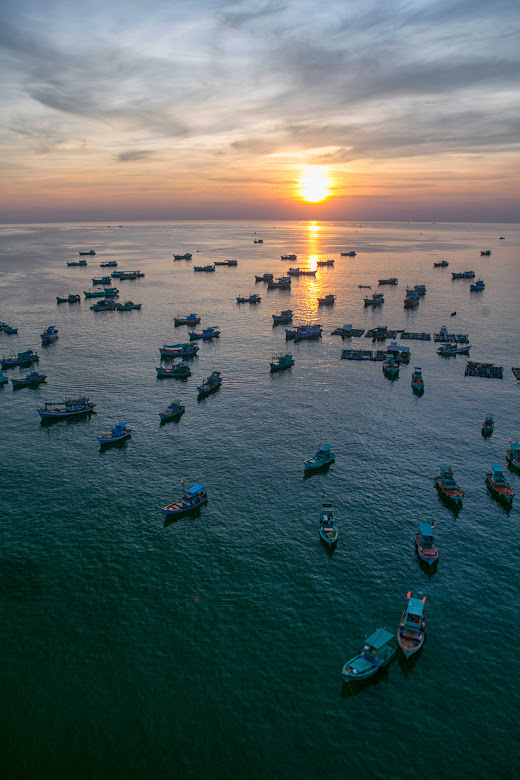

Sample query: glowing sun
[299,166,330,202]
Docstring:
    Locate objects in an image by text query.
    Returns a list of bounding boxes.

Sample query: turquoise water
[1,221,519,778]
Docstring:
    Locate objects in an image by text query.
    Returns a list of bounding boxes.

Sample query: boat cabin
[419,523,435,549]
[404,598,425,633]
[186,483,205,499]
[440,466,457,489]
[490,465,507,485]
[363,628,394,659]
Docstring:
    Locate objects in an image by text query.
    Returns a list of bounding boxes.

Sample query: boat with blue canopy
[156,362,191,378]
[435,466,463,507]
[98,420,131,446]
[174,314,200,326]
[92,276,111,285]
[506,440,520,473]
[272,310,293,324]
[189,327,220,340]
[160,343,199,358]
[383,356,399,379]
[197,371,222,397]
[304,444,335,473]
[11,370,47,389]
[411,367,424,394]
[416,523,439,566]
[470,279,485,292]
[1,349,39,368]
[486,465,514,506]
[162,481,208,516]
[41,325,59,343]
[159,401,185,421]
[38,397,95,419]
[319,502,338,546]
[397,593,426,658]
[3,325,18,334]
[342,628,398,682]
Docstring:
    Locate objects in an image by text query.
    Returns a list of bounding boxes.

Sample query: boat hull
[162,496,208,516]
[434,477,463,506]
[304,457,335,473]
[506,452,520,473]
[98,432,131,446]
[38,404,95,419]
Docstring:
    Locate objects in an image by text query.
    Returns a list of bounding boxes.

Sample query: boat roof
[491,464,503,473]
[319,444,332,452]
[407,598,425,617]
[441,465,452,472]
[420,522,433,536]
[187,483,204,495]
[366,628,393,649]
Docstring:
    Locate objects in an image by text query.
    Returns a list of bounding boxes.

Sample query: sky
[1,0,519,223]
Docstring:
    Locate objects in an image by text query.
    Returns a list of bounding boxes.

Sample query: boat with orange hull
[435,466,463,507]
[415,524,439,566]
[397,593,426,658]
[486,465,514,506]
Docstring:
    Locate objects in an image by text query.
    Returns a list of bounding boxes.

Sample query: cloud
[116,150,155,162]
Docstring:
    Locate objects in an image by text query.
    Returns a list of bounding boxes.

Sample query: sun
[299,166,330,202]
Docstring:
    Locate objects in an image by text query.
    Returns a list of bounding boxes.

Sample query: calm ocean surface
[1,221,519,779]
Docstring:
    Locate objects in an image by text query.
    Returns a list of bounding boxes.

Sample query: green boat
[342,628,398,681]
[270,353,294,373]
[159,401,185,422]
[304,444,335,473]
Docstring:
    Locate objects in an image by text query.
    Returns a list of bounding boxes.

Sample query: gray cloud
[116,150,155,162]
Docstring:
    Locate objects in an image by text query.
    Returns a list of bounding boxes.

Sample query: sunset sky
[1,0,519,222]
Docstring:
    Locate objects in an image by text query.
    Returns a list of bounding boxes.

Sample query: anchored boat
[160,343,199,358]
[304,444,335,473]
[67,260,87,266]
[319,502,338,546]
[0,371,8,384]
[174,314,200,326]
[98,420,131,446]
[434,260,449,267]
[79,250,96,255]
[56,294,81,303]
[481,416,494,437]
[397,593,426,658]
[411,367,424,394]
[37,397,95,419]
[41,325,58,343]
[11,371,47,389]
[486,465,514,506]
[270,353,294,373]
[1,349,39,368]
[272,310,293,324]
[506,440,520,473]
[342,628,398,682]
[189,327,220,340]
[317,294,335,306]
[197,371,222,397]
[470,279,485,292]
[378,277,398,285]
[156,362,191,378]
[173,253,192,260]
[416,523,439,566]
[435,466,463,507]
[159,401,185,421]
[383,356,399,379]
[162,481,208,516]
[237,294,261,303]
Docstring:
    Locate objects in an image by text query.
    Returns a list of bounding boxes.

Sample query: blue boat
[159,401,185,421]
[193,265,215,272]
[397,593,426,658]
[162,481,208,516]
[197,371,222,397]
[506,441,520,473]
[270,353,294,372]
[189,327,221,340]
[304,444,335,473]
[37,397,96,419]
[272,310,293,324]
[411,367,424,394]
[84,287,119,298]
[79,250,96,255]
[1,349,39,368]
[416,523,439,566]
[90,299,118,311]
[92,276,112,285]
[156,362,191,378]
[67,259,87,266]
[470,279,485,292]
[56,294,81,303]
[174,314,200,326]
[173,253,192,260]
[11,370,47,389]
[486,465,514,506]
[435,466,464,507]
[383,356,399,379]
[97,420,131,446]
[160,343,199,358]
[41,325,59,343]
[3,325,18,334]
[342,628,398,682]
[319,502,338,546]
[237,294,261,303]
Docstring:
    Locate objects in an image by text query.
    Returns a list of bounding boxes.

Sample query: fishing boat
[470,279,485,291]
[11,370,47,389]
[173,253,192,260]
[84,287,119,298]
[255,273,273,283]
[90,299,118,311]
[161,481,208,516]
[226,259,237,266]
[364,293,384,307]
[437,343,471,356]
[397,593,426,658]
[270,353,294,373]
[189,327,220,340]
[341,251,356,257]
[452,270,475,279]
[174,314,200,326]
[236,294,261,303]
[414,284,426,295]
[317,294,335,306]
[40,325,59,343]
[156,362,191,378]
[378,278,398,285]
[435,466,464,507]
[480,250,491,256]
[254,239,263,243]
[197,371,222,397]
[92,276,111,285]
[97,420,131,446]
[100,260,117,267]
[3,325,18,334]
[37,397,95,419]
[416,523,439,566]
[433,260,449,267]
[410,367,424,394]
[288,267,317,276]
[481,416,494,437]
[159,401,185,421]
[506,440,520,473]
[272,310,293,324]
[319,502,338,546]
[1,349,39,368]
[358,285,371,288]
[342,628,398,682]
[304,444,335,473]
[486,465,514,505]
[116,301,142,310]
[79,250,96,255]
[292,324,323,341]
[383,356,399,379]
[67,260,87,266]
[56,294,80,303]
[317,259,334,266]
[268,276,291,289]
[281,254,297,260]
[160,343,199,358]
[0,371,8,384]
[404,290,420,308]
[193,265,215,272]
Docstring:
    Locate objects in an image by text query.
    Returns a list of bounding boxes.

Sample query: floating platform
[465,362,503,379]
[341,349,386,361]
[434,333,469,343]
[365,328,403,340]
[402,332,432,341]
[331,327,365,337]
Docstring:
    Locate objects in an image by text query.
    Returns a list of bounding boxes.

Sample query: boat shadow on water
[397,645,424,678]
[435,491,462,516]
[303,462,332,480]
[40,411,95,427]
[99,438,129,453]
[416,551,438,578]
[341,664,393,698]
[163,505,202,528]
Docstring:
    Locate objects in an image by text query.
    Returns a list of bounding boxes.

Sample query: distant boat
[11,370,47,389]
[160,343,199,358]
[67,260,87,266]
[100,260,117,267]
[270,353,294,373]
[193,265,215,272]
[340,251,356,256]
[480,250,491,256]
[236,294,261,303]
[116,301,142,311]
[272,309,293,324]
[3,325,18,334]
[287,267,316,276]
[92,276,112,285]
[411,367,424,394]
[97,420,131,446]
[319,501,338,546]
[159,401,185,421]
[254,239,263,243]
[56,294,80,304]
[90,299,118,311]
[255,273,273,283]
[281,254,297,260]
[197,371,222,397]
[267,276,291,289]
[37,397,95,419]
[435,466,463,507]
[174,314,200,326]
[364,293,384,307]
[304,444,335,473]
[481,416,494,438]
[506,440,520,473]
[84,287,119,298]
[486,465,514,506]
[470,279,485,292]
[437,343,470,356]
[452,270,475,279]
[317,294,335,306]
[286,324,322,341]
[378,278,398,285]
[383,356,399,379]
[40,325,59,344]
[1,349,39,368]
[173,253,192,260]
[342,628,398,682]
[434,260,449,267]
[189,327,220,340]
[317,259,334,266]
[358,285,371,288]
[156,362,191,378]
[79,250,96,255]
[397,593,426,658]
[162,481,208,517]
[415,523,439,566]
